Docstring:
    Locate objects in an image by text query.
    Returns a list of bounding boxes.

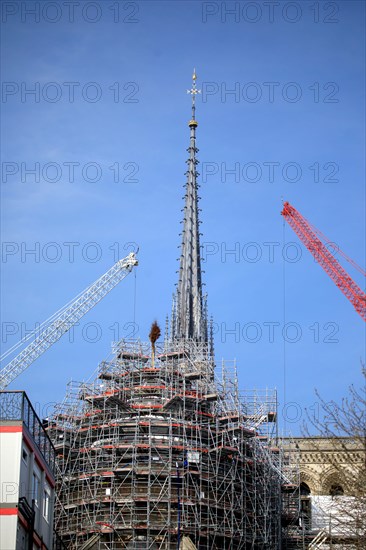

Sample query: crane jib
[0,253,138,389]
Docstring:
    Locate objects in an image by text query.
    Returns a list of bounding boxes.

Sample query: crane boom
[0,252,138,389]
[281,202,366,321]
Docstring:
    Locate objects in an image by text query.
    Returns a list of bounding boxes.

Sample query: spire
[172,70,207,343]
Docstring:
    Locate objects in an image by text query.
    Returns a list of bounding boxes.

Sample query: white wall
[0,515,18,549]
[311,495,357,536]
[0,430,22,550]
[0,431,22,502]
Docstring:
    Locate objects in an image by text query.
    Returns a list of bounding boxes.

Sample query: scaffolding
[48,339,301,549]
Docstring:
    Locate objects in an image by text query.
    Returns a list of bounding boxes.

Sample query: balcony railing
[0,391,56,473]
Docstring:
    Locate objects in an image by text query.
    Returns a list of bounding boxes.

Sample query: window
[43,487,51,522]
[300,482,311,496]
[22,448,28,464]
[32,473,40,507]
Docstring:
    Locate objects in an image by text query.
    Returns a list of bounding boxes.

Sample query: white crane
[0,252,138,390]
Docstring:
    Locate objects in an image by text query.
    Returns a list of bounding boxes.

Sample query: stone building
[284,437,365,549]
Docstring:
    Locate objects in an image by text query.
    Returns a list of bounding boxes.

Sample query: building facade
[284,437,365,549]
[0,391,56,550]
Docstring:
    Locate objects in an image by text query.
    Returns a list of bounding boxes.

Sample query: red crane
[281,201,366,321]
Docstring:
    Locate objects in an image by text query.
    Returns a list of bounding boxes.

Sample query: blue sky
[1,0,365,434]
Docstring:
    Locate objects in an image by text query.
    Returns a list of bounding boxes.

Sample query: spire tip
[187,69,201,125]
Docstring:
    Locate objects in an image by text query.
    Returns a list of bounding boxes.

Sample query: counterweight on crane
[0,252,138,389]
[281,201,366,321]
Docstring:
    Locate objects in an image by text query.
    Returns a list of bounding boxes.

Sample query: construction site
[1,69,364,550]
[44,71,302,550]
[47,338,302,549]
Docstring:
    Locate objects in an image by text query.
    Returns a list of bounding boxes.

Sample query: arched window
[330,484,344,497]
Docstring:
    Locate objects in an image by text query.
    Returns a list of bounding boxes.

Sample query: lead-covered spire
[171,70,207,343]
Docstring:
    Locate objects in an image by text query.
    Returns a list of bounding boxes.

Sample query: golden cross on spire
[187,69,201,122]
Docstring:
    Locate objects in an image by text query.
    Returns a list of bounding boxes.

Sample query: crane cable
[133,267,137,331]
